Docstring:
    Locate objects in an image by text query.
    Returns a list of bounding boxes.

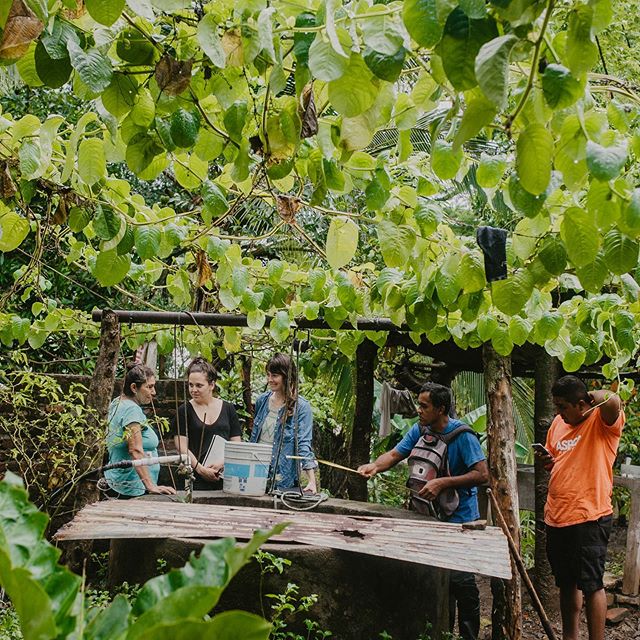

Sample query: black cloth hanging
[476,226,507,282]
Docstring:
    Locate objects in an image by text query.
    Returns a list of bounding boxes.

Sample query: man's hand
[418,477,447,500]
[197,464,221,482]
[357,463,378,478]
[533,448,555,470]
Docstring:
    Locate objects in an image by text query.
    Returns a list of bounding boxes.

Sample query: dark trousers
[449,570,480,640]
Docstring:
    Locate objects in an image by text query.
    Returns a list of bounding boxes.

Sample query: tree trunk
[62,310,120,570]
[348,339,377,501]
[240,355,253,437]
[533,348,558,610]
[483,343,522,640]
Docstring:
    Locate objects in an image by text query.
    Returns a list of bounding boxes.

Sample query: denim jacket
[250,391,317,490]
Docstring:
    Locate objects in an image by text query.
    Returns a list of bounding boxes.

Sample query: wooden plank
[55,501,512,579]
[622,477,640,595]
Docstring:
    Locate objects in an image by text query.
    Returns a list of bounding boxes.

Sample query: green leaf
[85,594,131,640]
[585,140,627,181]
[509,316,531,346]
[535,312,563,342]
[516,124,553,196]
[541,64,582,109]
[620,189,640,237]
[170,108,200,148]
[477,315,498,341]
[435,255,462,306]
[562,345,586,372]
[223,101,248,142]
[476,153,506,188]
[413,200,440,237]
[77,138,106,185]
[538,236,567,275]
[94,250,131,286]
[440,8,498,91]
[102,73,138,118]
[0,210,29,252]
[575,255,608,293]
[603,229,639,275]
[197,14,226,69]
[126,133,163,175]
[491,325,513,356]
[308,33,349,82]
[326,217,358,270]
[328,54,377,117]
[565,3,598,78]
[474,34,518,108]
[86,0,125,25]
[491,270,534,315]
[34,41,71,88]
[201,181,228,222]
[134,226,162,261]
[116,27,157,65]
[68,207,90,232]
[452,92,496,150]
[431,139,463,180]
[361,7,404,55]
[292,13,316,65]
[377,219,416,268]
[507,174,546,217]
[560,207,600,267]
[402,0,442,48]
[269,310,290,342]
[363,46,405,83]
[459,252,486,293]
[67,41,113,92]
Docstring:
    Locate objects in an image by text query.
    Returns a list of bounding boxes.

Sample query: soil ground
[475,523,640,639]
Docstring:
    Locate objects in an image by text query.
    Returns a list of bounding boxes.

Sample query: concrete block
[605,607,628,625]
[616,593,640,607]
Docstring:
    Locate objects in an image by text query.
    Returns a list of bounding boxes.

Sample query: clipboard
[201,434,225,467]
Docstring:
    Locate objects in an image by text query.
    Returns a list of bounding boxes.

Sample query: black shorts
[546,514,613,593]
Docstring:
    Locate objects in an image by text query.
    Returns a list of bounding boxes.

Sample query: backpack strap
[422,422,477,444]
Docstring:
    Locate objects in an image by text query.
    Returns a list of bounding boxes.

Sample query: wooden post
[62,310,120,569]
[533,348,558,609]
[348,338,377,501]
[483,343,522,640]
[621,477,640,595]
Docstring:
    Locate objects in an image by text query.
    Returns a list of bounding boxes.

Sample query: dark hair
[123,363,155,397]
[186,357,217,383]
[267,353,297,413]
[419,382,452,415]
[551,375,589,404]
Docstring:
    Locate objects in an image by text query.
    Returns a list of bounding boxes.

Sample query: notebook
[201,434,225,467]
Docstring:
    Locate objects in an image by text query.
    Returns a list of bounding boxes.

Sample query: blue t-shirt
[105,398,160,496]
[395,419,485,523]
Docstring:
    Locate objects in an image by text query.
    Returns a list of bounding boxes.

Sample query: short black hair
[551,375,589,404]
[419,382,452,414]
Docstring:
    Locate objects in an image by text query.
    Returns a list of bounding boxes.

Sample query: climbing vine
[0,0,638,389]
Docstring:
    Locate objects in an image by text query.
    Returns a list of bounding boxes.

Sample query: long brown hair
[267,353,297,415]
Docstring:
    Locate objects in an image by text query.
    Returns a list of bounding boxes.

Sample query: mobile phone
[531,443,552,457]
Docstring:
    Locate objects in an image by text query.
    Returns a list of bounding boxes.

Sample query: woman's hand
[146,484,177,495]
[196,464,221,482]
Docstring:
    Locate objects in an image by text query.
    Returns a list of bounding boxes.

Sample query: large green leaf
[34,41,71,88]
[360,7,404,55]
[402,0,442,48]
[377,219,416,268]
[560,207,600,267]
[620,189,640,237]
[603,229,639,275]
[538,236,567,276]
[585,140,627,181]
[86,0,125,25]
[328,54,378,117]
[575,255,608,293]
[516,124,553,196]
[67,41,113,92]
[202,181,229,222]
[491,270,534,315]
[102,73,138,118]
[308,32,349,82]
[474,34,518,108]
[326,217,358,269]
[94,250,131,286]
[134,226,162,261]
[541,64,582,109]
[363,46,406,83]
[562,344,586,372]
[223,101,248,142]
[431,139,463,179]
[565,3,598,78]
[0,474,82,639]
[453,92,496,150]
[476,153,506,188]
[459,252,486,293]
[0,210,30,252]
[126,133,164,175]
[77,138,106,185]
[440,8,498,91]
[197,14,225,69]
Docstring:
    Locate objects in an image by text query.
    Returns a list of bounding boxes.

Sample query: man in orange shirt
[535,375,624,640]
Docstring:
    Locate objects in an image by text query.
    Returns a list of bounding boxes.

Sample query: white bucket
[223,441,272,496]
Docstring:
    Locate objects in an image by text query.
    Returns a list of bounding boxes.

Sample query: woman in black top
[171,357,242,489]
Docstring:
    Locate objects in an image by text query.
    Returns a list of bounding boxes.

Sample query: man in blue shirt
[358,382,488,640]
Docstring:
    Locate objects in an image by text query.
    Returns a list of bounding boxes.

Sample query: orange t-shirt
[544,407,624,528]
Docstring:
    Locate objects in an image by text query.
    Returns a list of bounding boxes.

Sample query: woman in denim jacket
[249,353,318,492]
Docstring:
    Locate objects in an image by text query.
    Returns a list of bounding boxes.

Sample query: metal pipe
[91,309,410,332]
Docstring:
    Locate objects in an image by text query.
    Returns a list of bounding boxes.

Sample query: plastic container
[223,441,272,496]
